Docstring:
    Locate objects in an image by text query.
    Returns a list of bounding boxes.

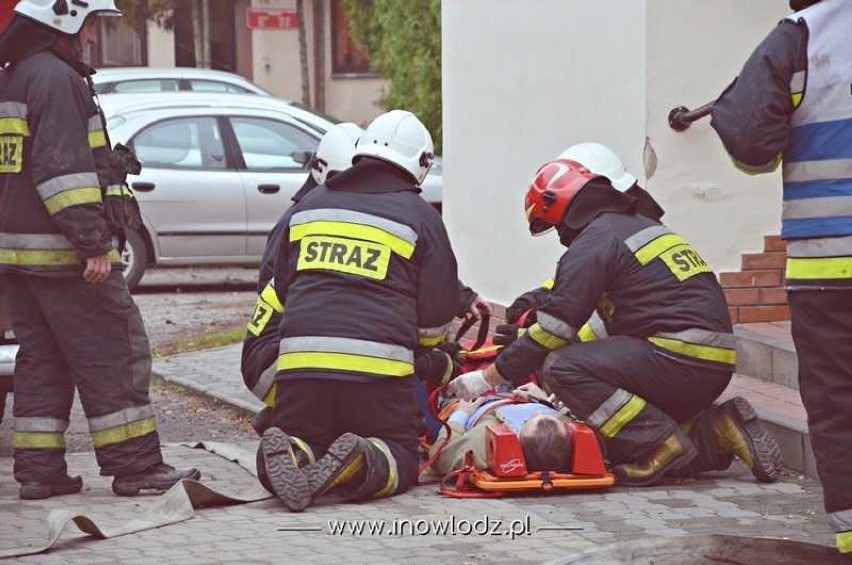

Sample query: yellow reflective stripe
[90,417,158,448]
[43,187,102,216]
[88,129,107,149]
[105,184,133,197]
[290,221,415,259]
[791,92,803,108]
[0,117,29,136]
[260,282,284,313]
[599,395,646,439]
[277,352,414,377]
[541,277,555,290]
[634,234,688,265]
[418,333,447,347]
[324,454,365,493]
[577,323,597,342]
[837,531,852,553]
[291,436,316,464]
[368,438,399,499]
[785,256,852,280]
[648,336,737,365]
[0,248,119,266]
[732,154,782,176]
[527,323,569,350]
[13,432,65,449]
[263,384,276,408]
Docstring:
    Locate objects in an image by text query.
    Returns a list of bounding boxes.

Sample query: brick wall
[719,235,790,324]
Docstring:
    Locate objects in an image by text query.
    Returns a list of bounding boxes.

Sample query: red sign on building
[246,8,299,30]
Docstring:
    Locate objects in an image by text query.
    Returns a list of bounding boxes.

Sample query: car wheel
[121,228,148,290]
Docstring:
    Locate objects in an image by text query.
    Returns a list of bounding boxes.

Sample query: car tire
[121,228,148,291]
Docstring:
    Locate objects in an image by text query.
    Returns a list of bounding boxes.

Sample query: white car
[92,67,271,96]
[100,93,443,288]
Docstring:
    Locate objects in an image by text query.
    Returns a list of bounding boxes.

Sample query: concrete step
[719,374,814,478]
[734,322,799,390]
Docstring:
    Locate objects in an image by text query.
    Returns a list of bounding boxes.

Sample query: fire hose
[667,100,715,132]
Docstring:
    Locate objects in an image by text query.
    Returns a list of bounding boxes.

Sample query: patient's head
[518,414,573,472]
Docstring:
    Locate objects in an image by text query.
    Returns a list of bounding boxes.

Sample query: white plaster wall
[251,0,304,101]
[645,0,789,275]
[146,23,175,67]
[442,0,648,304]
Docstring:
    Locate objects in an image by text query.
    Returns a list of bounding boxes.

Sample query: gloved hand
[493,324,525,347]
[447,370,493,400]
[415,349,455,387]
[505,297,535,325]
[103,143,144,237]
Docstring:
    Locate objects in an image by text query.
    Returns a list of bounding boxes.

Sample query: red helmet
[524,159,599,235]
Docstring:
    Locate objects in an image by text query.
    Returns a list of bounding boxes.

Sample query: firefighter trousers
[541,336,732,465]
[788,290,852,556]
[6,272,163,482]
[265,376,420,500]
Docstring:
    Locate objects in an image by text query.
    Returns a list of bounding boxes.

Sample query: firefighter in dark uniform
[710,0,852,558]
[257,110,461,512]
[0,1,198,499]
[450,159,783,486]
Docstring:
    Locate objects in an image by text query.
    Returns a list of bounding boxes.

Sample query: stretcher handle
[668,101,715,132]
[453,302,491,352]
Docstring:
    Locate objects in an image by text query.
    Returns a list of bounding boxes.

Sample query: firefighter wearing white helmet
[310,123,362,185]
[255,109,461,512]
[0,0,199,499]
[354,109,435,185]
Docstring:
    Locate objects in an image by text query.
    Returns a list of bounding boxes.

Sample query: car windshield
[288,102,342,125]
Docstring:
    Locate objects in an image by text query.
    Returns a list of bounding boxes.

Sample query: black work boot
[303,433,368,499]
[613,428,697,487]
[716,396,783,483]
[260,427,311,511]
[112,463,201,496]
[252,406,274,436]
[19,474,83,500]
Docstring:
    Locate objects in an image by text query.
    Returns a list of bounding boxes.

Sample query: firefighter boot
[112,464,201,496]
[19,474,83,500]
[304,433,397,502]
[258,427,316,511]
[251,406,274,436]
[715,396,782,483]
[612,427,697,487]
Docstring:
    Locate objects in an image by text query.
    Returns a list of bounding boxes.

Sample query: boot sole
[19,479,83,500]
[724,396,783,483]
[307,433,361,497]
[261,428,311,512]
[112,469,202,496]
[615,432,698,488]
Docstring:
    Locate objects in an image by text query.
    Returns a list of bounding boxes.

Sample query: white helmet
[558,142,637,192]
[354,110,434,185]
[15,0,120,35]
[311,123,361,184]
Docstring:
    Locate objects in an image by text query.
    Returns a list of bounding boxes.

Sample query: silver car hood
[0,344,17,376]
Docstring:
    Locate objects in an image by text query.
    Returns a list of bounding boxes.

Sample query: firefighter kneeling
[450,159,783,487]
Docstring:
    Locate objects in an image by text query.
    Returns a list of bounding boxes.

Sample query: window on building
[331,0,372,76]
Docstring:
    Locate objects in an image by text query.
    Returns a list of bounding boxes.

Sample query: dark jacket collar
[326,157,421,195]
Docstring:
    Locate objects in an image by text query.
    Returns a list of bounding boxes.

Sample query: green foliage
[343,0,443,153]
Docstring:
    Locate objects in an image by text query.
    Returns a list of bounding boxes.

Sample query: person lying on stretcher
[428,383,574,476]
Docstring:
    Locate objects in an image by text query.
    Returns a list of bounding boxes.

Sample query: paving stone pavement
[0,440,833,565]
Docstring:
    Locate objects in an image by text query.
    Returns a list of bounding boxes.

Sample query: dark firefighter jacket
[0,36,117,276]
[496,212,735,384]
[270,157,461,383]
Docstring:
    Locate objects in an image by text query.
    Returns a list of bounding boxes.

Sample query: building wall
[442,0,789,305]
[442,0,648,304]
[147,23,175,67]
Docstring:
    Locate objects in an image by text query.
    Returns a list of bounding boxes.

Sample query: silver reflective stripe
[0,232,73,250]
[88,115,103,131]
[251,362,277,401]
[368,437,399,497]
[279,336,414,363]
[290,208,418,246]
[418,322,451,338]
[830,509,852,533]
[0,101,27,119]
[88,404,155,433]
[14,417,68,433]
[655,328,736,349]
[788,235,852,258]
[783,159,852,183]
[789,70,806,93]
[587,389,632,430]
[587,310,608,339]
[36,172,100,201]
[624,225,672,253]
[537,312,576,340]
[782,196,852,220]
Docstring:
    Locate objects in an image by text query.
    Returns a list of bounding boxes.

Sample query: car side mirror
[291,151,314,168]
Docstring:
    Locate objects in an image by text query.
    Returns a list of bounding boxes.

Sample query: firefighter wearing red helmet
[450,159,782,487]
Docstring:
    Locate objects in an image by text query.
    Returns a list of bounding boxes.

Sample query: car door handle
[132,182,156,192]
[258,184,280,194]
